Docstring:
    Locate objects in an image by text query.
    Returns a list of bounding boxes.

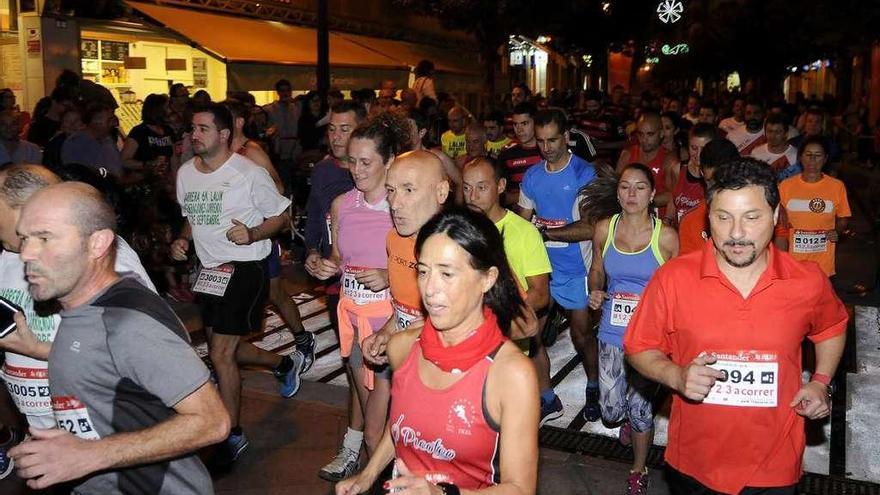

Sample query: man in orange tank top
[616,112,678,212]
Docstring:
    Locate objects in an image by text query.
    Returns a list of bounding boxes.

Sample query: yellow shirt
[441,130,466,159]
[485,137,511,157]
[495,210,552,289]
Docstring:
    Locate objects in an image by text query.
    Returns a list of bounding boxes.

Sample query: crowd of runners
[0,61,867,494]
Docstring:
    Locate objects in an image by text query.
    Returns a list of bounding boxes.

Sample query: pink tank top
[389,341,501,489]
[337,189,393,270]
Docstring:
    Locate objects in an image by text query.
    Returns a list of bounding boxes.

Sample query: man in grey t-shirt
[6,182,229,493]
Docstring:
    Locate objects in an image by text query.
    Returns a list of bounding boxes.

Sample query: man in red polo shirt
[625,157,847,495]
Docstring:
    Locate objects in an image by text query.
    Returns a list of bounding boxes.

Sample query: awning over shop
[126,1,411,90]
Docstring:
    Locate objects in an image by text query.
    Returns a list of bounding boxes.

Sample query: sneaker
[582,387,601,422]
[318,445,360,482]
[0,427,24,480]
[296,331,317,374]
[626,470,649,495]
[619,421,632,447]
[276,350,306,398]
[539,394,564,427]
[220,431,250,465]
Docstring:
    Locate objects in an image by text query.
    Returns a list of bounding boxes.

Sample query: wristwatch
[811,372,834,397]
[437,482,461,495]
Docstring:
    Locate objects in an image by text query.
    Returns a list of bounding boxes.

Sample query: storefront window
[0,0,18,31]
[81,38,130,85]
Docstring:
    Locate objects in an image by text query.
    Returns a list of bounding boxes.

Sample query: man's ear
[89,229,116,260]
[436,179,450,204]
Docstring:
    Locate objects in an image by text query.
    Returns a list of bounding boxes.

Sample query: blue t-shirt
[518,153,596,277]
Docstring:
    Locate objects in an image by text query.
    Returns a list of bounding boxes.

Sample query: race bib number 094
[610,292,639,327]
[704,351,778,408]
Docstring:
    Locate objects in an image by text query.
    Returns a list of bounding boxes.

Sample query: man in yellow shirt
[483,111,511,158]
[441,105,468,159]
[462,157,562,426]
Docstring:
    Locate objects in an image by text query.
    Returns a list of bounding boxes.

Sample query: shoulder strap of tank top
[486,342,505,362]
[237,139,249,154]
[649,216,665,265]
[602,213,620,257]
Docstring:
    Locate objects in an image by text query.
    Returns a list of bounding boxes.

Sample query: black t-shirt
[128,123,175,163]
[27,117,60,148]
[497,142,543,187]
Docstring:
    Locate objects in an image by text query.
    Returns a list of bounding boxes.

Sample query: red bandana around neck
[420,307,506,374]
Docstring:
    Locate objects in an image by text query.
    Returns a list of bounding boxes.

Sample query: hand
[509,304,538,340]
[170,238,189,261]
[588,290,607,311]
[335,471,375,495]
[311,258,340,280]
[384,459,444,495]
[826,229,839,243]
[355,269,389,292]
[0,312,40,356]
[304,252,322,278]
[10,427,101,490]
[677,353,727,402]
[362,327,392,365]
[226,219,253,245]
[790,381,831,419]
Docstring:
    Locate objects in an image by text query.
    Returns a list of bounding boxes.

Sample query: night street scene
[1,0,880,493]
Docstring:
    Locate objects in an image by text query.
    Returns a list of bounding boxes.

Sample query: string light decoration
[656,0,684,24]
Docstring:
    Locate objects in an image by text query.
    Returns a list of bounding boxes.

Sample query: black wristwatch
[437,482,461,495]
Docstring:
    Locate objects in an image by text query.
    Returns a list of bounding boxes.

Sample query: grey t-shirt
[49,278,212,494]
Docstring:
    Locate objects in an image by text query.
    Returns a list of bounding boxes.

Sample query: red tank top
[389,341,501,489]
[629,144,667,193]
[670,164,705,223]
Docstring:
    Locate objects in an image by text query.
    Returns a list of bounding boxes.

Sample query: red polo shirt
[624,240,847,494]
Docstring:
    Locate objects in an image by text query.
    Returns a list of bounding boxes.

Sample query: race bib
[534,217,567,248]
[342,266,388,305]
[704,351,779,408]
[52,396,101,440]
[393,299,422,330]
[610,292,640,327]
[2,364,51,417]
[192,264,235,297]
[792,229,828,254]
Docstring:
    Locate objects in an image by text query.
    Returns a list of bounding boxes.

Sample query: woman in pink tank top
[306,112,410,469]
[335,208,540,495]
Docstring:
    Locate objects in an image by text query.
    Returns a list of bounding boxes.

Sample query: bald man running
[10,183,227,493]
[361,150,536,364]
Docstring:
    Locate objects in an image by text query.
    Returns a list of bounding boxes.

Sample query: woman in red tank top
[336,208,539,495]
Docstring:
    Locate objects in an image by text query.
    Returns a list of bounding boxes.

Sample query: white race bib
[393,299,422,330]
[52,396,101,440]
[534,217,568,248]
[2,364,51,417]
[342,266,388,305]
[704,351,779,408]
[192,264,235,296]
[792,230,827,254]
[610,292,640,327]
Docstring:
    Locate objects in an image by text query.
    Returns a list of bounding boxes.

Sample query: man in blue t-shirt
[518,108,602,422]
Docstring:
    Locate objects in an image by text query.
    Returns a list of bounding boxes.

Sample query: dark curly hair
[579,163,655,222]
[415,207,526,336]
[706,157,779,209]
[349,110,412,163]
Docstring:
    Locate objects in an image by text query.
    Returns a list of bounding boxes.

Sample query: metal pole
[317,0,329,108]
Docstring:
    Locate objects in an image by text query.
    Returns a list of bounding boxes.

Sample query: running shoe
[297,331,317,374]
[626,470,649,495]
[0,427,24,480]
[618,421,632,447]
[318,445,360,482]
[276,350,306,398]
[539,394,564,427]
[582,386,601,422]
[223,431,250,464]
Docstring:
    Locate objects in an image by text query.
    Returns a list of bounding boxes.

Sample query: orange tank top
[387,230,422,312]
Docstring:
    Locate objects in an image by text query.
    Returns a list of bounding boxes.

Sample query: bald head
[386,150,450,236]
[448,106,467,134]
[26,182,117,237]
[18,182,118,305]
[0,164,60,209]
